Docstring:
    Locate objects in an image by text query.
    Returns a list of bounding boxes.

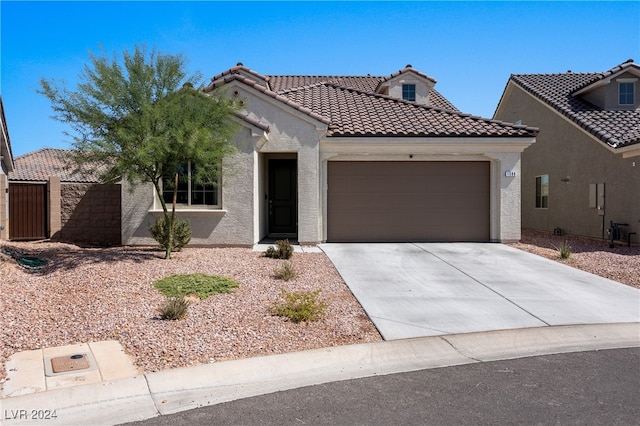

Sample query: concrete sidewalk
[1,323,638,426]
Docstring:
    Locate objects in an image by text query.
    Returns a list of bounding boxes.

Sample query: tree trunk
[166,171,179,259]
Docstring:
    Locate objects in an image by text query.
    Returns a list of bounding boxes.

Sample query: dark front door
[268,159,297,236]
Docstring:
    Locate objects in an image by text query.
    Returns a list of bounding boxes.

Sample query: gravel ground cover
[0,244,381,382]
[509,229,640,289]
[1,230,638,384]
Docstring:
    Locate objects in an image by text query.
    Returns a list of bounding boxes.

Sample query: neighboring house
[123,64,537,246]
[494,60,640,243]
[0,95,15,241]
[8,148,121,245]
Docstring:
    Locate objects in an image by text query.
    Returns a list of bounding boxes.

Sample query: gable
[375,66,436,106]
[501,61,640,155]
[210,64,535,141]
[579,70,640,111]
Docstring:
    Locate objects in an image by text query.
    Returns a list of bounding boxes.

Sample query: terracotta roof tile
[509,61,640,149]
[9,148,100,183]
[281,83,537,137]
[208,65,535,139]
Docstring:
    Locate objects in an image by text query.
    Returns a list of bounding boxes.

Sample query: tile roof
[208,66,537,138]
[508,61,640,149]
[9,148,100,183]
[267,74,457,112]
[280,82,536,137]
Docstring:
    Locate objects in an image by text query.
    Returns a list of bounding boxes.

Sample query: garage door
[327,161,490,242]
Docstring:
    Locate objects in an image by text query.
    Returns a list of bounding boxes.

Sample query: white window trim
[159,161,223,210]
[402,83,416,101]
[618,80,636,106]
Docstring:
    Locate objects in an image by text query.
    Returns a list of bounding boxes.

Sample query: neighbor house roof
[9,148,100,183]
[207,65,538,139]
[0,95,15,172]
[506,60,640,149]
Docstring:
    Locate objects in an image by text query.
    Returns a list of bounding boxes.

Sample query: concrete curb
[1,323,638,425]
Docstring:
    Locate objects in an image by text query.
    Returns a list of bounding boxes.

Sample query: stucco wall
[121,140,255,246]
[121,83,326,246]
[495,82,640,240]
[240,84,325,245]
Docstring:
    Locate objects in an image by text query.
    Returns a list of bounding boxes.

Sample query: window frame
[535,174,549,209]
[619,81,634,105]
[402,84,416,102]
[161,162,221,209]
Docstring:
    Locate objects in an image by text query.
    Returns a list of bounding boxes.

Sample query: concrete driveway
[320,243,640,340]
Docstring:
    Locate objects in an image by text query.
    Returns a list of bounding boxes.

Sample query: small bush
[274,261,297,281]
[158,296,190,320]
[155,273,239,299]
[264,239,294,259]
[150,216,192,252]
[269,288,327,323]
[556,240,572,259]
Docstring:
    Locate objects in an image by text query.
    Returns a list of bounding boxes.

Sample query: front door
[268,159,297,236]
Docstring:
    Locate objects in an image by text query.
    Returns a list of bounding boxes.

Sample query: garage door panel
[327,161,489,242]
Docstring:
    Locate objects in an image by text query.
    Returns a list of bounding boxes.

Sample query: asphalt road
[125,348,640,425]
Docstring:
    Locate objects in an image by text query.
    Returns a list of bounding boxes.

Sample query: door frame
[266,155,298,239]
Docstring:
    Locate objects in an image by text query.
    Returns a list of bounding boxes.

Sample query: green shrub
[154,273,239,299]
[150,216,192,252]
[274,261,297,281]
[555,240,572,259]
[264,239,294,259]
[158,296,190,320]
[269,288,327,323]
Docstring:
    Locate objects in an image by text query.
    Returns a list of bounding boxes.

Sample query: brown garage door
[9,183,47,240]
[327,161,490,242]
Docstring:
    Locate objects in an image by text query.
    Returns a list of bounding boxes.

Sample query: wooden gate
[9,183,47,240]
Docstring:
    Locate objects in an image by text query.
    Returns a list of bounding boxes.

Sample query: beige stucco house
[1,95,15,241]
[494,60,640,244]
[122,64,538,246]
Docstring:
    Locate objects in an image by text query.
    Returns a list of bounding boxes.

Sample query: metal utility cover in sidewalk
[49,354,91,374]
[45,352,97,376]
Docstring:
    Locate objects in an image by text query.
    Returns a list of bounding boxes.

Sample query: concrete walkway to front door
[320,243,640,340]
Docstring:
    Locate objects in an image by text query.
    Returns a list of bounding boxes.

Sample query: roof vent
[237,62,244,67]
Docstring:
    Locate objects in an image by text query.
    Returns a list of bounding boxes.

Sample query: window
[619,82,634,105]
[402,84,416,101]
[162,162,219,207]
[535,175,549,208]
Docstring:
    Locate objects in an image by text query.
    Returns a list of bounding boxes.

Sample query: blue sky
[2,1,639,157]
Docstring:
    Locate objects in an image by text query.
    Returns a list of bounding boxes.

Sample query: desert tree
[39,45,240,258]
